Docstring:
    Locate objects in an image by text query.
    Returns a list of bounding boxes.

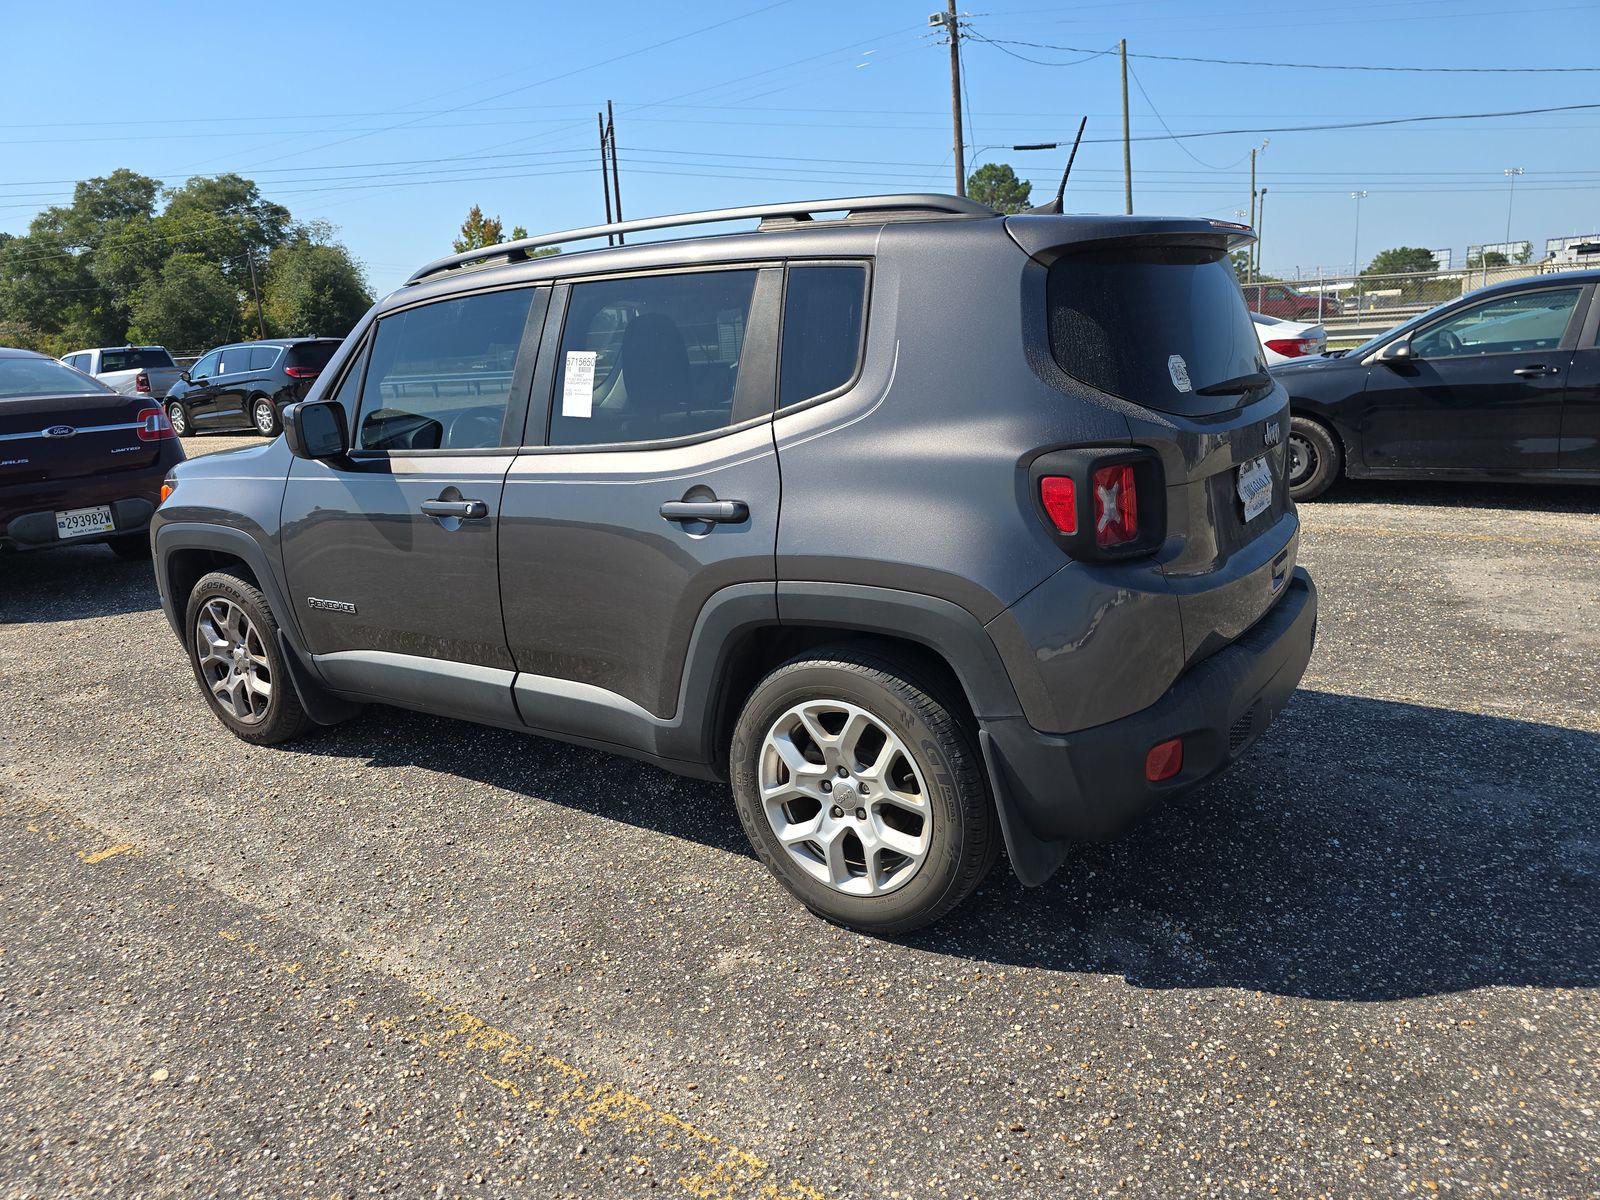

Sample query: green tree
[159,173,290,289]
[126,254,241,353]
[1467,249,1510,269]
[1363,247,1438,276]
[966,163,1032,214]
[454,205,507,252]
[262,239,373,338]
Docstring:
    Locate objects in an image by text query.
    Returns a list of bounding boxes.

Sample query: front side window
[551,269,758,446]
[190,351,221,380]
[780,265,867,408]
[355,287,534,451]
[1412,288,1582,359]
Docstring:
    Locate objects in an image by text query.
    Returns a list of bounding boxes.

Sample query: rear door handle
[1512,365,1557,377]
[659,499,749,524]
[421,498,489,519]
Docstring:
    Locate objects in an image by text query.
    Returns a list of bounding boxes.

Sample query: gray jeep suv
[151,195,1316,933]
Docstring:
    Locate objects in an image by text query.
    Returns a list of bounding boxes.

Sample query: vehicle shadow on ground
[1324,478,1600,513]
[918,689,1600,1002]
[0,545,162,623]
[293,687,1599,1003]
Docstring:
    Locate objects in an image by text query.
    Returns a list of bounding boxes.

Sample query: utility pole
[1120,39,1132,214]
[597,111,615,245]
[1350,190,1368,277]
[242,227,266,339]
[1503,166,1524,252]
[607,100,624,244]
[937,2,966,197]
[1256,188,1268,278]
[1248,148,1258,281]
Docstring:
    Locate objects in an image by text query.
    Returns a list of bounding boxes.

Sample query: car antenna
[1025,117,1088,215]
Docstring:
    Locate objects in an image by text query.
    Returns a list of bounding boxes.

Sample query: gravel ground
[2,449,1596,1199]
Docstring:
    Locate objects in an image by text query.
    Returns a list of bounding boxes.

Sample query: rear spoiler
[1004,214,1256,263]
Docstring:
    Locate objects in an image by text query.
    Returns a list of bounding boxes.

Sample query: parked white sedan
[1252,313,1326,365]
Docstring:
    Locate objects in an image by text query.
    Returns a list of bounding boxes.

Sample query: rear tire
[166,401,189,437]
[251,395,280,437]
[730,645,998,934]
[184,570,311,746]
[107,533,151,561]
[1288,415,1342,501]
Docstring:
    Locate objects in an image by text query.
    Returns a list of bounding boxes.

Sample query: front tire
[1287,415,1342,501]
[251,395,280,437]
[166,401,189,437]
[185,570,311,745]
[730,645,998,934]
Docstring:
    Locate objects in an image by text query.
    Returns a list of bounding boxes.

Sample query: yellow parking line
[77,842,135,864]
[1306,523,1599,549]
[217,930,825,1200]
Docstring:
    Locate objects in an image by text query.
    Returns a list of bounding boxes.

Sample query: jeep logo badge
[1264,420,1281,447]
[43,425,76,439]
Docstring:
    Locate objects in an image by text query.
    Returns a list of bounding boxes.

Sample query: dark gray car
[150,195,1316,933]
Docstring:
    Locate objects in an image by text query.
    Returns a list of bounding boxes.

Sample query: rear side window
[216,347,245,375]
[551,269,759,447]
[100,347,175,372]
[1046,246,1265,416]
[288,341,339,371]
[248,345,281,370]
[356,287,534,451]
[780,265,867,408]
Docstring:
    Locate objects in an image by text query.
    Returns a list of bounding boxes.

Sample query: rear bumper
[980,568,1317,885]
[1,465,170,551]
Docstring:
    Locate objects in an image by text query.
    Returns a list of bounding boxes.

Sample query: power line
[972,36,1600,73]
[1123,60,1251,171]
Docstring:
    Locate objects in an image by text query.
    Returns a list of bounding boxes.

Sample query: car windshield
[0,356,116,398]
[100,347,176,372]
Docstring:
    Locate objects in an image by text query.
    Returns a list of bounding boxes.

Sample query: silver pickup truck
[60,345,185,399]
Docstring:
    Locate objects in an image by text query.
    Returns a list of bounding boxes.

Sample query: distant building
[1545,234,1600,266]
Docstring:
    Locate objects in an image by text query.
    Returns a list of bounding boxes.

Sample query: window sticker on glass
[1167,354,1192,393]
[561,350,597,418]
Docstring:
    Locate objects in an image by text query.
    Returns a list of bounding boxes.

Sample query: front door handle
[659,499,749,524]
[421,498,489,520]
[1512,365,1557,377]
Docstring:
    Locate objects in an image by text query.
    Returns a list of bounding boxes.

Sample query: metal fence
[1255,260,1595,344]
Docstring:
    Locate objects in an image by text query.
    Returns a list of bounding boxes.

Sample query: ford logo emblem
[43,425,77,439]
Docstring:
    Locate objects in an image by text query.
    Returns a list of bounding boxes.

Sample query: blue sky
[5,0,1598,294]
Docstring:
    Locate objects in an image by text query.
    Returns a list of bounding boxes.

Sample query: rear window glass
[780,265,867,408]
[0,356,115,398]
[99,347,175,372]
[288,341,340,371]
[1047,246,1265,414]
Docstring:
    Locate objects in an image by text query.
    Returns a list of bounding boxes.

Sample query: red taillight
[1264,337,1321,358]
[136,407,176,441]
[135,370,151,393]
[1145,738,1184,782]
[1039,476,1077,534]
[283,366,319,379]
[1092,463,1138,548]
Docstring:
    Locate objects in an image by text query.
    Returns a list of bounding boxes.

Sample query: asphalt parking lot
[2,434,1596,1199]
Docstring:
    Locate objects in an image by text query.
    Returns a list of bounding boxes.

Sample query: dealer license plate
[1236,456,1273,523]
[55,505,115,538]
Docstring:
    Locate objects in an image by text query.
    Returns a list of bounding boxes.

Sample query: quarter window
[1413,288,1581,359]
[355,287,534,451]
[551,269,759,446]
[249,345,281,370]
[780,265,867,408]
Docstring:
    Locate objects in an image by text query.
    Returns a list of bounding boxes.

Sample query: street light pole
[1503,167,1524,252]
[1350,190,1368,277]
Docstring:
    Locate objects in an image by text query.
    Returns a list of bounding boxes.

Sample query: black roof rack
[405,194,996,285]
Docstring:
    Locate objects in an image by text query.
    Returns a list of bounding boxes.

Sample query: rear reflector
[159,482,175,504]
[1039,476,1077,533]
[1145,737,1184,782]
[1264,337,1322,358]
[283,366,319,379]
[1092,463,1138,548]
[136,407,176,441]
[135,370,152,393]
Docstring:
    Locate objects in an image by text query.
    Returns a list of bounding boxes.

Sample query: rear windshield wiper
[1195,371,1272,396]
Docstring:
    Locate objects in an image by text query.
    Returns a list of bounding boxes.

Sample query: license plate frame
[1236,456,1273,523]
[55,504,116,539]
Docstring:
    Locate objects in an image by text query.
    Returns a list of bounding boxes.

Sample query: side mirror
[283,399,349,460]
[1378,339,1414,363]
[179,370,192,383]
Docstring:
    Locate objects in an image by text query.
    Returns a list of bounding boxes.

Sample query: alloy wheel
[758,699,932,897]
[194,597,272,724]
[166,402,188,437]
[253,399,275,435]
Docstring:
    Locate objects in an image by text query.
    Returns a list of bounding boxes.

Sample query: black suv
[164,337,341,437]
[151,195,1316,932]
